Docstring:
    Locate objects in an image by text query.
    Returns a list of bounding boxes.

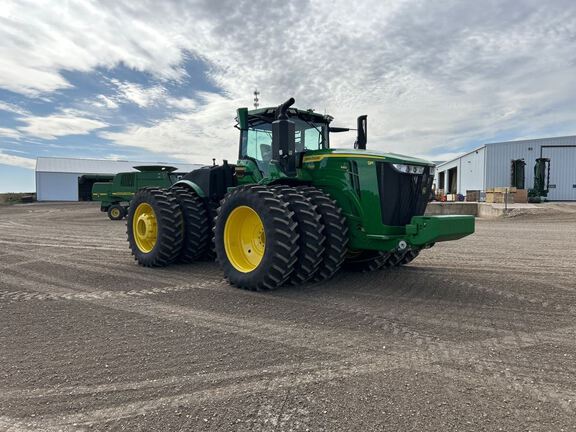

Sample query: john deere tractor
[127,98,474,290]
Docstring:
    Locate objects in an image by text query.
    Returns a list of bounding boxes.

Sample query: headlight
[392,163,425,175]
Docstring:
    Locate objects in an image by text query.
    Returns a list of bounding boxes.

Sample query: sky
[1,0,576,192]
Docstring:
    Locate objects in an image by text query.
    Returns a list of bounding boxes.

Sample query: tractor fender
[171,179,206,198]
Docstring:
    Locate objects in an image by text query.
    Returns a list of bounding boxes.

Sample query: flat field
[0,202,575,431]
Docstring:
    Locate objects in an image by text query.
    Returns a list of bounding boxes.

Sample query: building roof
[435,145,486,169]
[435,134,576,169]
[36,157,203,174]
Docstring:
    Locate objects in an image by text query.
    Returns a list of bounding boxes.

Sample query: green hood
[304,148,434,166]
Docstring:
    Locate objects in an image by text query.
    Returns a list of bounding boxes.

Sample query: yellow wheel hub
[224,206,266,273]
[133,203,158,253]
[111,208,120,218]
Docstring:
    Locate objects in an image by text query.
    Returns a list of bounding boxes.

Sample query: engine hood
[302,148,434,166]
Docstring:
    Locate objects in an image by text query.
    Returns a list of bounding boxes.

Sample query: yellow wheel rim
[224,206,266,273]
[132,203,158,253]
[110,208,120,218]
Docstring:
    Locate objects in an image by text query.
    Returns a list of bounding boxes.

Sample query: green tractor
[127,98,474,290]
[92,166,184,220]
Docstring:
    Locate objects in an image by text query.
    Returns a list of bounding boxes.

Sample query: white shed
[36,157,202,201]
[434,136,576,201]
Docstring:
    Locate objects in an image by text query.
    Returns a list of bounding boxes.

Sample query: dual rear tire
[127,186,211,267]
[214,185,348,290]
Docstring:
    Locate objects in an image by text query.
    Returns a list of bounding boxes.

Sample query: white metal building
[36,157,202,201]
[434,135,576,201]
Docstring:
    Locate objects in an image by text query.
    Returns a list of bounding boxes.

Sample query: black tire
[108,204,126,220]
[127,188,183,267]
[384,249,420,267]
[203,199,220,261]
[214,185,299,291]
[344,250,390,272]
[272,185,326,285]
[171,186,211,263]
[297,186,348,282]
[397,249,420,266]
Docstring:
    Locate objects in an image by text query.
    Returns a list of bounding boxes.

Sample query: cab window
[240,118,327,175]
[241,123,273,175]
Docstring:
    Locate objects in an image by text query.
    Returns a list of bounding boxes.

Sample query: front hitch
[405,215,475,246]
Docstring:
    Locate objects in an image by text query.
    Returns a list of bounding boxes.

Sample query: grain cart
[92,166,184,220]
[127,98,474,290]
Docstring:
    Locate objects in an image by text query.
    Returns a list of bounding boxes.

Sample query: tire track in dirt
[3,203,576,429]
[3,265,576,426]
[0,239,122,251]
[0,416,76,432]
[2,249,221,288]
[11,323,576,429]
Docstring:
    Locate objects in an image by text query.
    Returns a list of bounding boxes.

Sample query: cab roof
[133,165,178,172]
[247,106,333,123]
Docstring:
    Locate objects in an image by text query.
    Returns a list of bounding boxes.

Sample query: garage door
[542,146,576,201]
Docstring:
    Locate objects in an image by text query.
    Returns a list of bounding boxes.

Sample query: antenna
[253,89,260,109]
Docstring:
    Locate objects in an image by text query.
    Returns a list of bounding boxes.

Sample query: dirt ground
[0,202,575,431]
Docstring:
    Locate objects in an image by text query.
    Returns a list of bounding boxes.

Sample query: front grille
[376,162,433,226]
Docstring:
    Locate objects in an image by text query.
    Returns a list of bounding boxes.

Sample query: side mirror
[354,115,367,150]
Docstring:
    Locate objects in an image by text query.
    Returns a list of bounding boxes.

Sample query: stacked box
[486,190,515,204]
[513,189,528,203]
[466,190,480,202]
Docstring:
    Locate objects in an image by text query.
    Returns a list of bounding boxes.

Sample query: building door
[541,146,576,201]
[447,167,458,194]
[438,171,445,191]
[78,175,114,201]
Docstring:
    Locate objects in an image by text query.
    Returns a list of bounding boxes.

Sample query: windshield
[168,173,184,184]
[240,118,328,175]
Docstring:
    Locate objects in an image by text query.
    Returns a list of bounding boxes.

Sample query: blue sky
[1,0,576,192]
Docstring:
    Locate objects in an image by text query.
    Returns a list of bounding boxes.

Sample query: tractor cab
[237,104,332,177]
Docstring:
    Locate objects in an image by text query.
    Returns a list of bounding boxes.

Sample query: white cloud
[0,0,186,95]
[0,150,35,169]
[93,95,119,110]
[166,97,197,111]
[1,0,576,160]
[0,127,21,139]
[0,101,29,116]
[17,110,108,140]
[101,92,239,164]
[109,79,166,108]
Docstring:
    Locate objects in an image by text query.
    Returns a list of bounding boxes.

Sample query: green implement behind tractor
[127,98,475,290]
[92,166,184,220]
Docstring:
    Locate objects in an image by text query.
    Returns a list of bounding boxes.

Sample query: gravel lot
[1,202,575,431]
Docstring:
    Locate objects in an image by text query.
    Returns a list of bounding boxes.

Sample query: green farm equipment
[127,98,474,290]
[92,166,184,220]
[528,158,551,203]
